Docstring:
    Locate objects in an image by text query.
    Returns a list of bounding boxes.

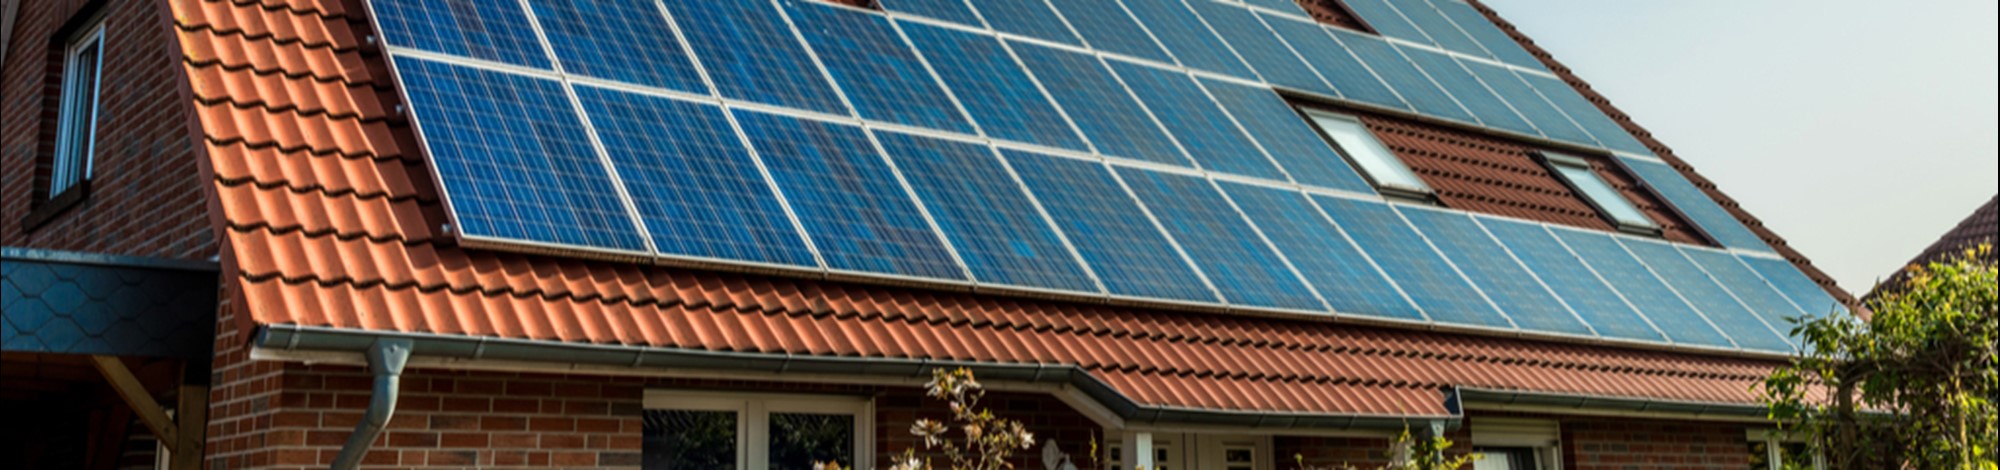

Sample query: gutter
[258,325,1457,432]
[1451,386,1774,421]
[330,339,410,470]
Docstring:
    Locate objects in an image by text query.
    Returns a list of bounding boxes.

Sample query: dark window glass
[769,413,854,470]
[644,410,738,469]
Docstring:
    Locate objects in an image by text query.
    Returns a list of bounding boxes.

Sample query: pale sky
[1482,0,1999,295]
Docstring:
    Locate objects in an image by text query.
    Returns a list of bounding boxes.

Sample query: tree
[1763,246,1998,469]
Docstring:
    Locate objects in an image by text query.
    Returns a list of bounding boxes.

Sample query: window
[1468,418,1560,470]
[643,391,873,470]
[1472,447,1539,470]
[51,22,105,198]
[1538,152,1660,234]
[1302,109,1434,199]
[1746,429,1823,470]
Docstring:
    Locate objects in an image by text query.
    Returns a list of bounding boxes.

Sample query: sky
[1482,0,1999,295]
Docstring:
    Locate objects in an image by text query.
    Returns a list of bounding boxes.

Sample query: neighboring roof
[171,0,1790,419]
[1873,196,1998,297]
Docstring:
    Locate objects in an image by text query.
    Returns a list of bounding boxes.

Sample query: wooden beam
[171,379,209,470]
[89,356,177,449]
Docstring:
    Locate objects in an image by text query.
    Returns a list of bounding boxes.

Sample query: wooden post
[171,362,209,470]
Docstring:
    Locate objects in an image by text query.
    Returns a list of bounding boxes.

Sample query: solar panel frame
[1118,168,1327,311]
[1007,149,1221,304]
[1257,13,1409,110]
[1184,0,1339,97]
[1516,71,1654,155]
[784,0,978,134]
[659,0,850,115]
[1337,0,1434,45]
[1397,205,1590,336]
[1045,0,1176,63]
[1458,58,1598,145]
[1618,157,1773,252]
[524,0,707,93]
[1429,0,1545,69]
[1311,195,1514,329]
[966,0,1085,46]
[1197,77,1378,194]
[1108,59,1289,180]
[370,0,554,69]
[1332,30,1478,123]
[1385,0,1491,59]
[1119,0,1259,79]
[1010,42,1192,166]
[1681,246,1811,334]
[1399,45,1541,136]
[1478,216,1668,342]
[1549,227,1736,348]
[1222,182,1425,320]
[898,22,1091,151]
[1740,255,1848,317]
[1619,237,1794,352]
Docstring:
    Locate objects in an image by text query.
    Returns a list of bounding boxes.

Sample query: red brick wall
[1278,435,1400,469]
[1562,418,1753,470]
[0,0,212,260]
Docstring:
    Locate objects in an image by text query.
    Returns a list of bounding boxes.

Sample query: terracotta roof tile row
[178,0,1789,416]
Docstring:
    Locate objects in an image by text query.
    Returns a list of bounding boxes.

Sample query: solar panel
[1312,196,1511,328]
[1333,30,1477,123]
[731,110,966,280]
[1429,0,1544,69]
[1740,255,1848,317]
[1184,1,1338,97]
[1337,0,1432,45]
[1398,206,1588,335]
[1109,60,1287,180]
[1240,0,1310,16]
[1197,78,1376,194]
[573,85,816,267]
[880,0,986,27]
[1400,46,1540,136]
[875,131,1100,292]
[1010,42,1189,166]
[1516,72,1653,155]
[1551,228,1734,348]
[1385,0,1489,59]
[1119,169,1323,310]
[1119,0,1258,79]
[371,0,551,68]
[1258,14,1407,109]
[1007,150,1217,303]
[1458,58,1597,145]
[966,0,1083,46]
[1479,217,1665,342]
[898,22,1089,151]
[1620,238,1792,351]
[526,0,706,93]
[1045,0,1174,63]
[1221,182,1421,320]
[1682,247,1811,330]
[660,0,848,114]
[1620,157,1772,251]
[394,57,645,251]
[785,0,975,133]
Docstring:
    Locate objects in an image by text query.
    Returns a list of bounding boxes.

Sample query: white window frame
[1300,108,1436,200]
[1104,432,1273,470]
[1468,418,1561,470]
[1746,429,1825,470]
[1538,152,1661,235]
[643,390,875,470]
[50,21,106,197]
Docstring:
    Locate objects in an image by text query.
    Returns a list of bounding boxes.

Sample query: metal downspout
[331,339,412,470]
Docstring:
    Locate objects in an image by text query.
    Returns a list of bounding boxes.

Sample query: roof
[1874,195,1997,296]
[170,0,1803,419]
[1,247,220,358]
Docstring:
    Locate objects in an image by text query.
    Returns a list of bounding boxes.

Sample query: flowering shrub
[816,368,1038,470]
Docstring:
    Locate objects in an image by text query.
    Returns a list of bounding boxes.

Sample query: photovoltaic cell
[573,86,815,267]
[371,0,551,68]
[1045,0,1173,63]
[1313,196,1511,328]
[1007,150,1216,303]
[1337,0,1431,45]
[875,132,1099,292]
[880,0,985,27]
[1621,158,1772,251]
[1223,182,1421,320]
[899,23,1088,151]
[1184,0,1337,97]
[1260,15,1407,110]
[1621,238,1792,351]
[526,0,705,93]
[732,110,966,280]
[1459,59,1596,145]
[1335,31,1476,123]
[1109,60,1286,180]
[1399,207,1587,335]
[1119,169,1322,310]
[394,57,643,251]
[1740,255,1848,316]
[1479,217,1664,342]
[966,0,1083,46]
[1010,43,1188,166]
[1552,229,1732,348]
[1386,0,1488,58]
[1430,0,1544,69]
[1119,0,1257,79]
[1241,0,1309,16]
[786,1,975,133]
[1682,247,1809,332]
[1517,72,1653,155]
[1198,78,1376,193]
[1400,46,1538,136]
[661,0,848,114]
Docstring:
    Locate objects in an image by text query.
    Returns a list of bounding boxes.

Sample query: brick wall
[1562,418,1753,470]
[0,0,212,260]
[1278,435,1400,469]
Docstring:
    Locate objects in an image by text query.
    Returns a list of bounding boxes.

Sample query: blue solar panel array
[373,0,1830,353]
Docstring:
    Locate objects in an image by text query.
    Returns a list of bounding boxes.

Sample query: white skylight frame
[1299,108,1435,200]
[1538,151,1661,235]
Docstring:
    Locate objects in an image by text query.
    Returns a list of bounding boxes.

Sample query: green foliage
[1763,246,1998,469]
[1290,428,1478,470]
[820,368,1036,470]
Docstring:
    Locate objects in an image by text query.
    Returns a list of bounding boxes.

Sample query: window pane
[1554,162,1655,229]
[53,35,102,195]
[1306,112,1431,194]
[644,410,738,470]
[769,412,854,470]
